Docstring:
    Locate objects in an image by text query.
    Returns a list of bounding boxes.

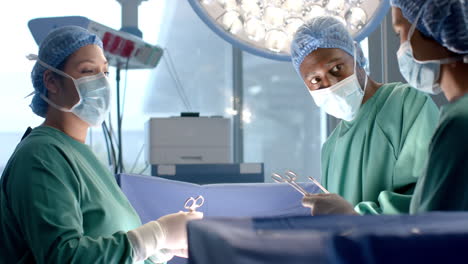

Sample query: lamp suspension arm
[116,0,148,37]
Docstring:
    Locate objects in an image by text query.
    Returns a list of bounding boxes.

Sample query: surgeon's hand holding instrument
[272,170,330,195]
[271,171,310,196]
[126,196,204,262]
[302,193,358,216]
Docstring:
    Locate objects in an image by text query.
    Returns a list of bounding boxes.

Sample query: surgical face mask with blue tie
[308,43,368,122]
[27,54,111,127]
[396,9,467,95]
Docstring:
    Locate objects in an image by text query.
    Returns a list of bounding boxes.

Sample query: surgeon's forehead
[300,48,352,77]
[67,45,107,64]
[304,48,350,65]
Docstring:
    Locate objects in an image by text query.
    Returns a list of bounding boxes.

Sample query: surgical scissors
[184,195,205,213]
[271,171,309,196]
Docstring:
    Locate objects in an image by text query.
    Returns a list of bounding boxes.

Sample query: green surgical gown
[320,82,439,215]
[411,93,468,213]
[0,126,151,263]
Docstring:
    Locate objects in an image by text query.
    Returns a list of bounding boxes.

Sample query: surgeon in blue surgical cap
[295,16,439,216]
[0,26,202,263]
[391,0,468,213]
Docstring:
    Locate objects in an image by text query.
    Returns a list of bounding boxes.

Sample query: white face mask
[27,54,112,127]
[308,44,367,122]
[396,9,466,95]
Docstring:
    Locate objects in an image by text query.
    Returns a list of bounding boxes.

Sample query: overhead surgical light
[188,0,390,61]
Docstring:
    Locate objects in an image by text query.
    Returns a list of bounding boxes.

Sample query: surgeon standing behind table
[0,26,202,264]
[303,0,468,215]
[291,16,439,215]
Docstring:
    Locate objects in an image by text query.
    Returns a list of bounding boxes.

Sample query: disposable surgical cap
[30,26,103,117]
[290,16,367,74]
[391,0,468,54]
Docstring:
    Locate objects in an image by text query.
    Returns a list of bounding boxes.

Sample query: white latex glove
[302,193,359,216]
[157,211,203,249]
[127,211,203,262]
[147,248,188,263]
[169,248,188,258]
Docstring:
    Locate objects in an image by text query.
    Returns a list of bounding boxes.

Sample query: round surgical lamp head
[188,0,390,61]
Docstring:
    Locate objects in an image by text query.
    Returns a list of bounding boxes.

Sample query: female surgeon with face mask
[391,0,468,213]
[0,26,202,263]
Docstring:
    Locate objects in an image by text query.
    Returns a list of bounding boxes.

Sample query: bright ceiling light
[326,0,347,15]
[188,0,390,61]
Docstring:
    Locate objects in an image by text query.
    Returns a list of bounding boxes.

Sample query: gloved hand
[148,248,189,263]
[157,211,203,249]
[169,248,188,258]
[127,211,203,262]
[302,193,359,216]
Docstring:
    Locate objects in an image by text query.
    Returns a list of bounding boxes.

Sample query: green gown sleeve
[8,144,136,263]
[355,92,439,215]
[410,115,468,213]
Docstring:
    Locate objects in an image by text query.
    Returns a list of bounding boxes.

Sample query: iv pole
[114,0,147,173]
[115,64,123,173]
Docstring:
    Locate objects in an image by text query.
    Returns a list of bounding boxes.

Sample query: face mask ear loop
[352,42,367,94]
[26,54,75,80]
[39,94,73,113]
[26,53,82,110]
[407,2,430,54]
[362,72,368,95]
[24,91,36,99]
[352,42,357,76]
[407,17,418,46]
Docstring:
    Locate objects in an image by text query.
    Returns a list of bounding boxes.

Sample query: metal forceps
[284,170,330,194]
[271,171,309,196]
[184,195,205,213]
[307,176,330,194]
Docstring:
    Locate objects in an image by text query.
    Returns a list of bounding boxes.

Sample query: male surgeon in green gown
[291,16,439,215]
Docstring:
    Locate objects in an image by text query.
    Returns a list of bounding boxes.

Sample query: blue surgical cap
[30,25,103,117]
[391,0,468,54]
[290,16,367,74]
